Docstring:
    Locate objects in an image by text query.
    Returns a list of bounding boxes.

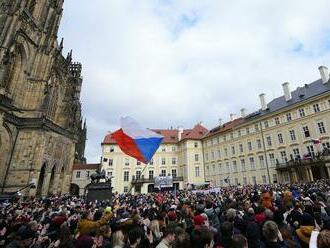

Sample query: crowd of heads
[1,179,330,248]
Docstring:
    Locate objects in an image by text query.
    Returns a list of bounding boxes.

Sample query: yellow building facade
[204,66,330,186]
[101,125,208,194]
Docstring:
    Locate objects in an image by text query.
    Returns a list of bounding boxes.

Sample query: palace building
[102,66,330,193]
[203,66,330,186]
[101,125,208,194]
[0,1,86,196]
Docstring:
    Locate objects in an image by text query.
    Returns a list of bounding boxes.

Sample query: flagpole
[127,162,149,194]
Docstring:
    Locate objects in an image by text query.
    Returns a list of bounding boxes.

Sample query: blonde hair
[112,230,125,248]
[150,220,162,239]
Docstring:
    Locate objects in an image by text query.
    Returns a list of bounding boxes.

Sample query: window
[240,159,246,172]
[246,127,250,134]
[248,141,252,151]
[269,153,275,166]
[293,148,300,159]
[195,167,200,177]
[136,171,141,179]
[257,139,262,149]
[239,144,243,153]
[172,169,177,178]
[224,135,227,141]
[323,142,330,149]
[86,171,90,178]
[149,170,154,179]
[110,147,114,152]
[137,161,141,165]
[218,163,222,173]
[317,122,326,134]
[252,176,257,185]
[195,154,199,162]
[108,159,113,166]
[273,174,278,183]
[161,170,166,177]
[299,108,305,117]
[217,137,219,144]
[303,126,310,138]
[262,175,267,184]
[226,162,230,173]
[274,117,280,125]
[107,171,112,177]
[249,157,255,170]
[238,130,241,137]
[124,171,129,181]
[231,146,235,155]
[161,147,166,152]
[286,113,292,122]
[255,124,259,132]
[235,178,239,185]
[194,142,198,148]
[161,158,166,165]
[280,151,287,163]
[149,159,154,165]
[125,158,129,166]
[259,155,265,168]
[278,133,284,144]
[230,133,234,139]
[266,136,272,146]
[172,157,176,165]
[313,103,320,113]
[206,166,209,176]
[233,161,237,172]
[172,146,176,152]
[212,164,215,173]
[76,171,80,178]
[243,177,247,185]
[307,145,315,157]
[264,121,269,128]
[224,148,228,156]
[289,130,296,141]
[124,186,128,193]
[103,157,108,162]
[217,150,221,158]
[211,151,215,160]
[205,153,209,161]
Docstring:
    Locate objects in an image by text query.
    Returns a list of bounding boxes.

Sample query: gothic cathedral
[0,0,86,196]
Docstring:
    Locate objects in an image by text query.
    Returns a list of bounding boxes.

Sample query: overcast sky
[58,0,330,163]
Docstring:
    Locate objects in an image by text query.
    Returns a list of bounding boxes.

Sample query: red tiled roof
[102,124,209,145]
[73,163,100,170]
[204,118,245,138]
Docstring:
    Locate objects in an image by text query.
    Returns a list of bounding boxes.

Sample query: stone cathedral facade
[0,0,86,196]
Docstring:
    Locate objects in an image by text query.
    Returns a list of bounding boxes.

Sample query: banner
[154,176,173,188]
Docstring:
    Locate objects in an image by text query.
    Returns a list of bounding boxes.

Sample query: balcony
[131,175,184,184]
[276,150,330,170]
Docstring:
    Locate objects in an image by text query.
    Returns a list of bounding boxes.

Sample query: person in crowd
[232,234,248,248]
[156,226,176,248]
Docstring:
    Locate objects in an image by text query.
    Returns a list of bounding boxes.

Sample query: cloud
[58,0,330,162]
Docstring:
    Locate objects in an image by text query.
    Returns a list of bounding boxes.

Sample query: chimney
[282,82,292,101]
[240,108,246,118]
[230,113,235,121]
[318,65,329,84]
[178,126,184,141]
[259,93,267,111]
[218,118,222,126]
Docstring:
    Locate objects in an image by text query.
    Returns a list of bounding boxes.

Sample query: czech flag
[111,117,163,164]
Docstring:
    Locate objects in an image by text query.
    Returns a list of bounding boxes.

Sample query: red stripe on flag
[111,129,146,163]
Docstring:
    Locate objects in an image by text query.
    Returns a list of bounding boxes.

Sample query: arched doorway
[36,163,46,197]
[57,167,65,195]
[47,166,56,196]
[147,184,154,193]
[70,183,79,196]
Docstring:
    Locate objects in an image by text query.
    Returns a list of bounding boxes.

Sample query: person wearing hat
[296,213,315,248]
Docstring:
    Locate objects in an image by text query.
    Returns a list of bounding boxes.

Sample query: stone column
[60,175,71,195]
[291,170,298,183]
[307,168,314,182]
[52,173,61,195]
[41,173,52,196]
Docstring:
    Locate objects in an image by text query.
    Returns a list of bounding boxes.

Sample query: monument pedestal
[85,182,112,203]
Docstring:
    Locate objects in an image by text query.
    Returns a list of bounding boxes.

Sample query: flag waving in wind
[111,117,164,164]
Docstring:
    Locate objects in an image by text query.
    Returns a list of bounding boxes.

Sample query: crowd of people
[1,180,330,248]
